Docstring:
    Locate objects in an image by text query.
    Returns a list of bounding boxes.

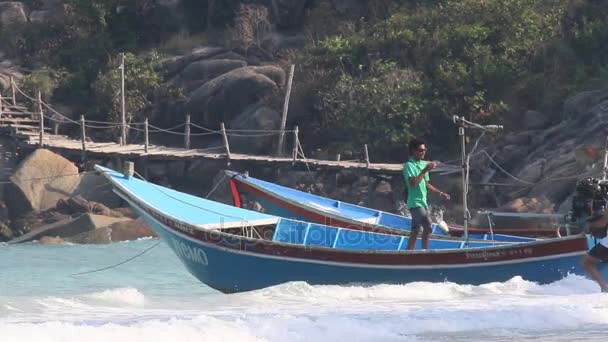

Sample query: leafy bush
[93,52,163,124]
[298,0,608,158]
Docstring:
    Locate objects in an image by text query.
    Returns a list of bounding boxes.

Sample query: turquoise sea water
[1,239,607,342]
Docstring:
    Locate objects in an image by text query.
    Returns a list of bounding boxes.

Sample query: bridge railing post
[220,122,231,164]
[184,114,191,149]
[291,125,299,165]
[144,118,149,153]
[80,115,86,152]
[37,91,44,146]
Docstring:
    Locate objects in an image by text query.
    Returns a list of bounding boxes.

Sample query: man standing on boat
[404,139,450,250]
[581,214,608,292]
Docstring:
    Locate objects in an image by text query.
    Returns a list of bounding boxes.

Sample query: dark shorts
[410,207,432,232]
[589,243,608,262]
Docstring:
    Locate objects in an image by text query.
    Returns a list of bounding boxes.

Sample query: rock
[9,213,130,243]
[523,110,550,130]
[180,59,247,83]
[38,236,65,244]
[29,4,67,24]
[336,170,359,186]
[67,227,112,244]
[161,46,226,78]
[562,89,608,120]
[67,218,156,244]
[227,103,280,154]
[187,66,284,124]
[55,196,126,217]
[369,180,394,211]
[504,132,534,145]
[108,218,157,242]
[0,2,27,27]
[6,149,80,218]
[0,222,12,241]
[72,172,122,208]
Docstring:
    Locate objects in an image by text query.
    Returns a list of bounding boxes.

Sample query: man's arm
[407,162,434,187]
[427,182,450,200]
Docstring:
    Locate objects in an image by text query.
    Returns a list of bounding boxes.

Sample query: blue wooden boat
[227,172,541,242]
[96,165,600,293]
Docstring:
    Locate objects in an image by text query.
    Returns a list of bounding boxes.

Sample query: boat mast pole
[453,116,503,245]
[459,123,469,245]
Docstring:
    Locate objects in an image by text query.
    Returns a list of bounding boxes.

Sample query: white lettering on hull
[172,238,209,265]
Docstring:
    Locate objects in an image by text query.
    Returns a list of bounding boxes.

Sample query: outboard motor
[570,177,608,238]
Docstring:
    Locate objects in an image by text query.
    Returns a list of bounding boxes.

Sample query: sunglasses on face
[417,148,427,152]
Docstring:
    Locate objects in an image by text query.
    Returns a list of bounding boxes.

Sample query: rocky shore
[0,146,156,243]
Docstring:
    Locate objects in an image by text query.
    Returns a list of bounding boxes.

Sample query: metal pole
[221,122,231,163]
[144,118,149,154]
[603,135,608,181]
[276,64,295,156]
[0,93,3,121]
[80,115,86,152]
[459,125,469,245]
[364,144,370,168]
[291,125,299,165]
[184,114,191,149]
[37,91,44,146]
[10,76,16,106]
[120,53,127,146]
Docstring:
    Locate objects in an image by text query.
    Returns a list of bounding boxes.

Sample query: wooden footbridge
[0,79,432,176]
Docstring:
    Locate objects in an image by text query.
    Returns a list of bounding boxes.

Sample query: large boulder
[0,2,27,27]
[523,110,550,130]
[180,59,247,83]
[7,149,80,218]
[161,46,226,78]
[187,66,285,124]
[227,103,280,154]
[29,1,68,24]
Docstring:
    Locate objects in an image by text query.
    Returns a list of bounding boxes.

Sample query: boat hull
[232,178,533,242]
[121,192,596,293]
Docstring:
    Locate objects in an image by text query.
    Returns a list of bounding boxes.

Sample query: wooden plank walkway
[11,131,416,175]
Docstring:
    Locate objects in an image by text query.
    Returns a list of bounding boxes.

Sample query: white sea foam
[86,288,146,307]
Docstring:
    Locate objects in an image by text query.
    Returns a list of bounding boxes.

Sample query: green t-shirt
[403,158,429,209]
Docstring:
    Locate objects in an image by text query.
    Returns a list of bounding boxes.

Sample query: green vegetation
[1,0,608,160]
[298,0,608,158]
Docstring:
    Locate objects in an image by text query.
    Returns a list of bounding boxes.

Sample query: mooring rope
[71,240,161,276]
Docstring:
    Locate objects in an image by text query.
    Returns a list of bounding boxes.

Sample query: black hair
[408,138,425,153]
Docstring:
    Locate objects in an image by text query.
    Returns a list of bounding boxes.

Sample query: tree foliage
[93,52,164,124]
[298,0,608,158]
